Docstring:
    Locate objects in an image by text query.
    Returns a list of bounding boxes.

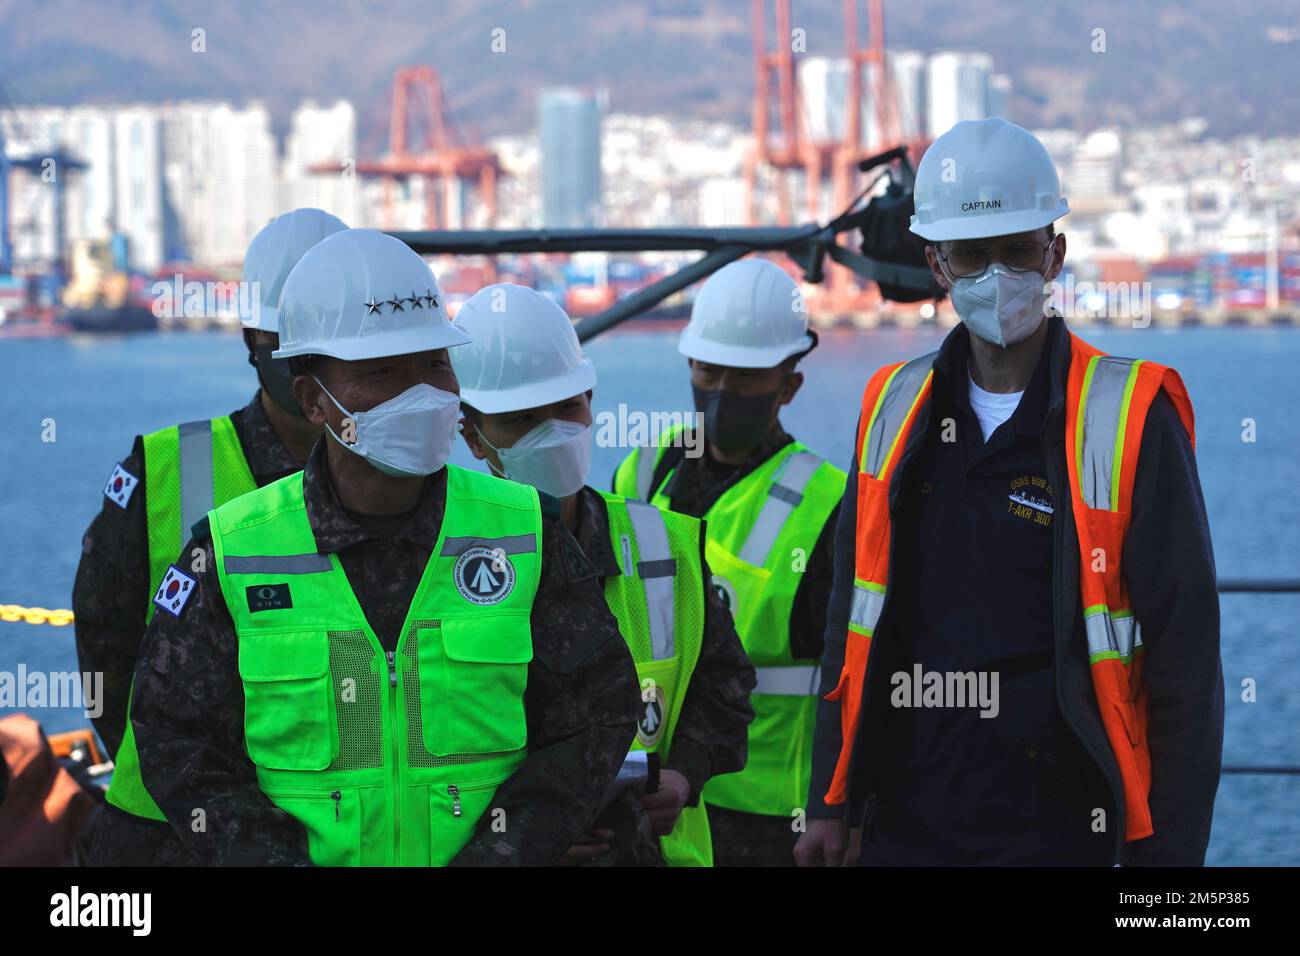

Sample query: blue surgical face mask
[315,377,460,478]
[476,417,592,498]
[950,264,1049,348]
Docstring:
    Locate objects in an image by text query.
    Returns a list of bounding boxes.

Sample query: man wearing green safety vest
[128,229,640,866]
[74,207,348,865]
[452,283,756,867]
[613,257,846,866]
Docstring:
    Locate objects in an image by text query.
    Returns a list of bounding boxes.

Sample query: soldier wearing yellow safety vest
[796,119,1222,868]
[74,207,347,865]
[613,258,846,866]
[452,283,756,866]
[127,229,640,865]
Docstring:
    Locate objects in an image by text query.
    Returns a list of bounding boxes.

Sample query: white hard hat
[273,229,471,362]
[451,284,597,414]
[910,117,1070,242]
[240,208,348,332]
[678,258,813,368]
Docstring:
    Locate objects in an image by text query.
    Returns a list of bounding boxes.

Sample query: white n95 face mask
[477,418,592,498]
[315,378,460,478]
[950,265,1050,348]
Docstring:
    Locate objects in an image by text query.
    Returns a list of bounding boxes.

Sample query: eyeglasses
[935,236,1059,280]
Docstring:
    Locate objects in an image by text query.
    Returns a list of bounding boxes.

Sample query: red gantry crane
[313,66,502,232]
[745,0,923,315]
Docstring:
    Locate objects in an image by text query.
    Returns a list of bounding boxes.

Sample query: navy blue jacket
[807,315,1224,866]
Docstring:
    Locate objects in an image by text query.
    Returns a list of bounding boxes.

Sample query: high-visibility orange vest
[825,331,1195,842]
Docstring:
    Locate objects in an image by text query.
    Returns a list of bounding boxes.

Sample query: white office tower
[162,101,278,266]
[927,51,993,136]
[889,49,928,141]
[283,100,361,227]
[113,108,166,271]
[988,73,1012,121]
[799,56,852,142]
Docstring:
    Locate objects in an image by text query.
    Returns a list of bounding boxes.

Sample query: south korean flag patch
[103,463,139,509]
[153,564,198,618]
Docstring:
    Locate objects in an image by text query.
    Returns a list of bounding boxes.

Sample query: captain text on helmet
[126,229,641,866]
[795,118,1222,867]
[73,207,347,866]
[612,258,847,867]
[452,283,755,867]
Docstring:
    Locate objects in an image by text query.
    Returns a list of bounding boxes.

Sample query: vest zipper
[331,790,341,821]
[386,647,401,862]
[448,784,462,817]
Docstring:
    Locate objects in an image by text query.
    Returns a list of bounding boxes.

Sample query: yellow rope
[0,604,75,626]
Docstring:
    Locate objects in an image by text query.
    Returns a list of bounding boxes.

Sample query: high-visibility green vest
[106,416,257,821]
[614,427,846,818]
[212,465,541,866]
[598,490,711,866]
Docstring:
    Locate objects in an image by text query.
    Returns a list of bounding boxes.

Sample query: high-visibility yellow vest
[211,465,541,866]
[106,416,256,821]
[614,429,846,818]
[598,490,711,865]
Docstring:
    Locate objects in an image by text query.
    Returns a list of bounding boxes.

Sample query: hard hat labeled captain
[795,118,1220,868]
[125,230,640,866]
[613,257,846,867]
[454,283,756,867]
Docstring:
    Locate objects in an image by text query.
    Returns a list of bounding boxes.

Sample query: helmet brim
[272,322,472,361]
[910,203,1069,242]
[458,358,597,414]
[677,328,815,368]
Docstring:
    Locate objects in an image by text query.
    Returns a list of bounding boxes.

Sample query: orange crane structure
[745,0,920,313]
[313,66,503,233]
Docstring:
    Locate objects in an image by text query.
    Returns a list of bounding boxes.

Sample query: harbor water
[1,324,1296,865]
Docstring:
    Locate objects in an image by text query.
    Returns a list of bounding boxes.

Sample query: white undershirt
[967,372,1024,442]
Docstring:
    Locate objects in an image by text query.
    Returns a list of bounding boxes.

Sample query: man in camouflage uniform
[129,229,640,865]
[75,208,347,865]
[450,283,756,866]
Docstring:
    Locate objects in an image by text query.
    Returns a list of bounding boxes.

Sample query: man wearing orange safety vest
[795,118,1223,867]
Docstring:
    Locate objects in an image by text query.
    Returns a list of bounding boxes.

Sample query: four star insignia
[366,290,441,315]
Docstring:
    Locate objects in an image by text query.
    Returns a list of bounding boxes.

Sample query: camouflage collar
[300,439,448,554]
[235,390,307,482]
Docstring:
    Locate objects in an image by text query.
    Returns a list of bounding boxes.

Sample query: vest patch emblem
[711,574,738,617]
[454,546,516,605]
[1007,475,1054,527]
[103,462,138,509]
[152,564,197,617]
[637,689,666,748]
[247,583,292,613]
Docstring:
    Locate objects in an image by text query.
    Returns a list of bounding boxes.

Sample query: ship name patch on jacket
[153,564,197,617]
[103,463,139,508]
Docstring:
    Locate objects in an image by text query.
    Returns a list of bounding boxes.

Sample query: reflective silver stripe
[862,352,936,477]
[637,558,677,579]
[178,420,214,547]
[224,553,333,575]
[625,500,675,661]
[1080,356,1138,510]
[753,665,820,696]
[736,451,824,566]
[1084,609,1143,661]
[440,534,537,557]
[849,583,884,633]
[636,443,659,501]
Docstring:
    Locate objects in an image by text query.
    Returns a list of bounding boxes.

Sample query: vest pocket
[428,768,517,866]
[238,631,338,771]
[264,786,360,866]
[419,615,532,757]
